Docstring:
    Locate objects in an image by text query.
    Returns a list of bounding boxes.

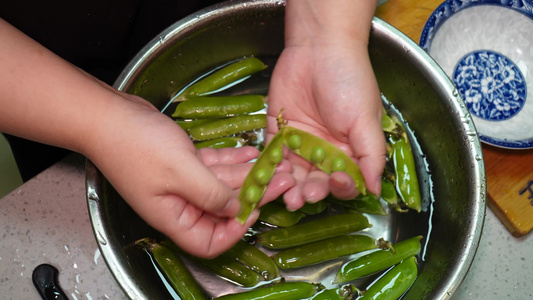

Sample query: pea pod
[358,256,418,300]
[135,238,206,300]
[298,201,330,215]
[258,201,306,227]
[391,136,421,212]
[172,95,266,119]
[281,126,367,196]
[190,254,265,287]
[308,284,359,300]
[331,194,387,215]
[380,179,398,206]
[194,137,246,149]
[176,118,215,131]
[236,129,285,224]
[215,282,323,300]
[175,57,267,101]
[334,235,422,284]
[188,114,266,141]
[381,112,397,133]
[223,240,281,281]
[272,235,388,269]
[257,212,371,250]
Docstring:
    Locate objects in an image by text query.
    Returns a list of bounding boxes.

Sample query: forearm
[0,18,123,155]
[285,0,378,47]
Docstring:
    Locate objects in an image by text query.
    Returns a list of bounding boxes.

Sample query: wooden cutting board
[376,0,533,236]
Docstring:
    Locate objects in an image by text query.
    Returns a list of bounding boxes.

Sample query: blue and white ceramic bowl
[420,0,533,149]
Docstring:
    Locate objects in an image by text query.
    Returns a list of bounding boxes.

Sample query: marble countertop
[1,153,532,299]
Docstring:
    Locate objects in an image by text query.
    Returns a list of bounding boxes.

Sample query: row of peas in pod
[136,57,426,299]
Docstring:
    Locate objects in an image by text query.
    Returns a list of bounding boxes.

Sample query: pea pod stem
[334,235,422,284]
[257,212,371,250]
[135,238,206,300]
[308,284,359,300]
[272,235,389,269]
[358,256,418,300]
[174,56,267,101]
[215,282,323,300]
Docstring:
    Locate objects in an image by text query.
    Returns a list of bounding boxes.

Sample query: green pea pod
[332,194,387,215]
[188,114,266,141]
[281,126,367,196]
[135,238,206,300]
[194,137,246,149]
[298,201,330,215]
[215,282,323,300]
[257,212,371,250]
[334,235,422,284]
[358,256,418,300]
[223,240,281,281]
[172,95,266,119]
[380,179,398,206]
[391,136,421,212]
[236,130,285,224]
[175,57,267,101]
[309,284,359,300]
[382,113,397,133]
[191,254,265,287]
[259,201,305,227]
[272,235,386,269]
[176,118,215,131]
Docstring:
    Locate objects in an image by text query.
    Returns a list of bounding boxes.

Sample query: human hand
[85,93,294,258]
[267,37,386,211]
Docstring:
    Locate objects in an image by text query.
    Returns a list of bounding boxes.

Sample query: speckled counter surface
[1,153,532,299]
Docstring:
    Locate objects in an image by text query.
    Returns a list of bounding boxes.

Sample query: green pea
[269,147,283,164]
[172,95,266,119]
[175,57,267,101]
[272,235,385,269]
[331,158,347,172]
[334,235,422,284]
[358,256,418,300]
[215,282,324,300]
[258,201,305,227]
[256,212,371,250]
[194,137,246,149]
[391,137,421,212]
[245,185,262,204]
[188,114,266,141]
[254,168,272,185]
[310,146,326,163]
[135,238,206,300]
[287,134,302,150]
[223,240,280,281]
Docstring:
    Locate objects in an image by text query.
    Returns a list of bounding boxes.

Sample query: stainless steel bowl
[86,1,486,299]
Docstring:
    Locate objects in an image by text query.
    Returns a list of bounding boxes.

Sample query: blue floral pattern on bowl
[453,50,527,121]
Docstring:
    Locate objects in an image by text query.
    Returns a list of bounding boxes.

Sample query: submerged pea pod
[191,254,265,287]
[309,284,359,300]
[172,95,266,119]
[258,201,306,227]
[391,135,421,212]
[215,282,323,300]
[334,235,422,284]
[194,137,246,149]
[188,114,266,141]
[223,240,281,281]
[175,56,267,101]
[272,235,389,269]
[257,212,371,250]
[358,256,418,300]
[135,238,206,300]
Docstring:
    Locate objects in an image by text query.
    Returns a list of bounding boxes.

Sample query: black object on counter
[32,264,69,300]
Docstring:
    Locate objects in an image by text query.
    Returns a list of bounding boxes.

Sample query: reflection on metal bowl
[86,1,486,299]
